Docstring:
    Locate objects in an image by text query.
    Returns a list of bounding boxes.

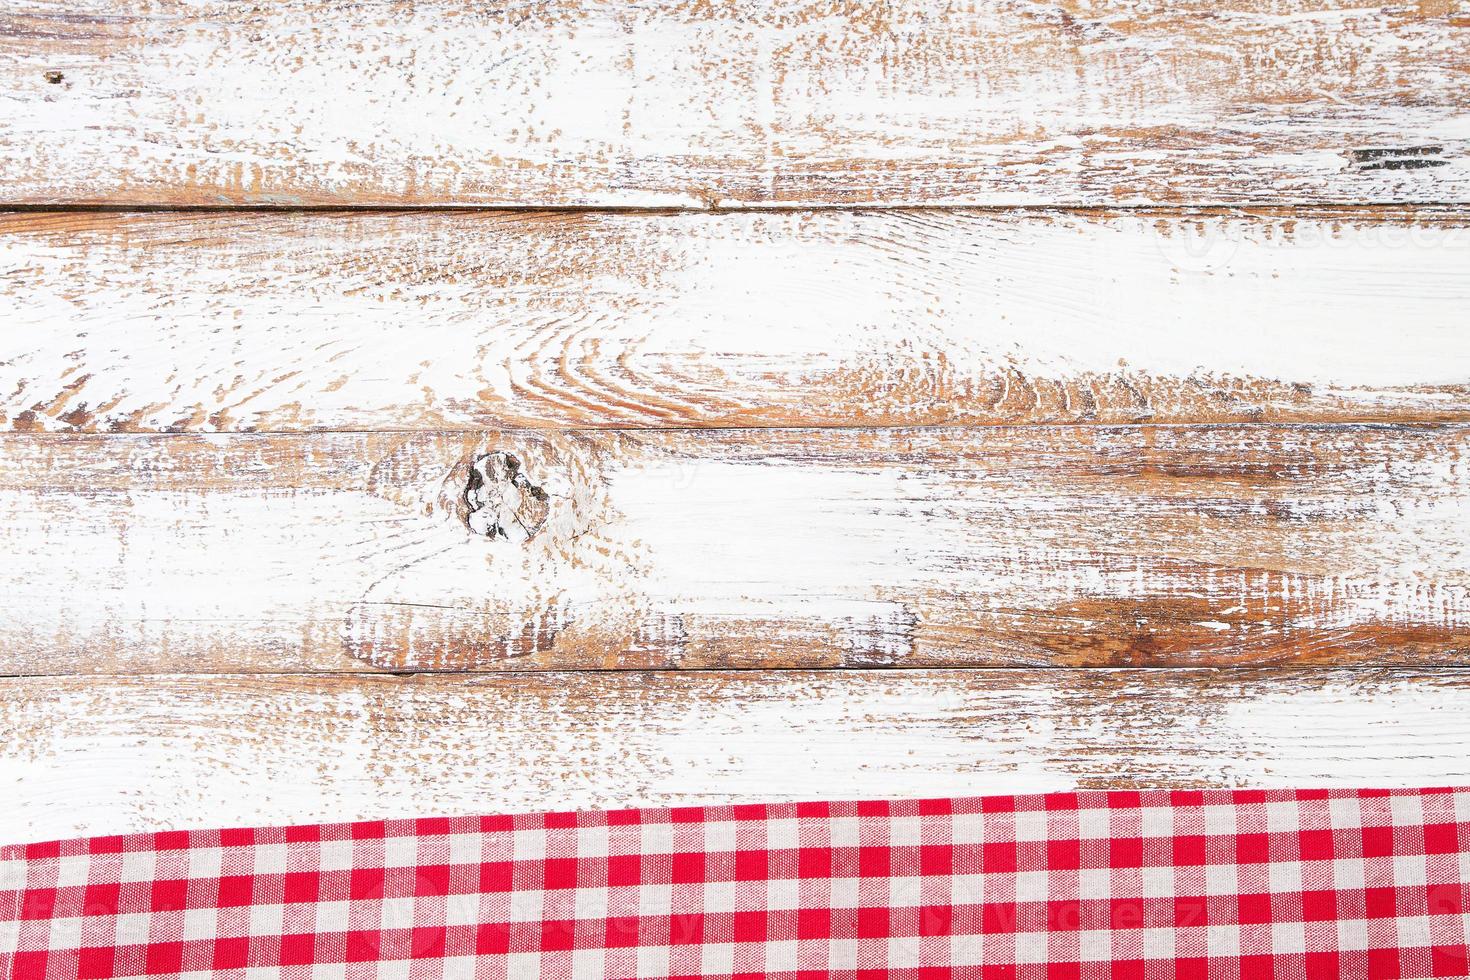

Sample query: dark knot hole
[462,451,550,542]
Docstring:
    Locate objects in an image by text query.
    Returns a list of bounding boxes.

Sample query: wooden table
[2,0,1469,844]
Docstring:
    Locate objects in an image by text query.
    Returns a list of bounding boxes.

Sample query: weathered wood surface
[4,209,1470,433]
[3,0,1468,207]
[3,425,1467,674]
[3,668,1469,842]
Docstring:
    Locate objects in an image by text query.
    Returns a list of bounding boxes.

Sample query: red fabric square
[346,930,383,962]
[1048,839,1081,871]
[475,923,510,956]
[80,882,120,917]
[983,841,1017,873]
[607,854,640,887]
[1363,826,1396,858]
[282,871,319,903]
[1424,823,1461,855]
[9,952,48,980]
[216,875,254,907]
[797,908,831,939]
[921,904,953,937]
[349,867,385,900]
[1367,948,1402,979]
[859,846,890,877]
[1236,833,1270,864]
[1110,959,1146,980]
[672,852,704,884]
[1303,951,1340,980]
[211,937,250,971]
[983,902,1018,933]
[411,926,446,957]
[1365,887,1398,919]
[733,910,769,943]
[1299,830,1335,861]
[278,934,315,966]
[1427,882,1465,916]
[799,847,832,878]
[150,879,189,913]
[415,863,450,897]
[1238,893,1272,925]
[1175,958,1209,980]
[479,861,513,893]
[145,942,184,975]
[921,844,953,876]
[539,921,575,953]
[1110,838,1143,869]
[1301,890,1337,922]
[543,858,579,890]
[1432,944,1470,977]
[350,822,385,840]
[856,907,889,939]
[735,849,767,881]
[416,817,452,837]
[1174,896,1208,928]
[1173,836,1206,866]
[604,917,640,949]
[75,948,116,980]
[19,889,56,920]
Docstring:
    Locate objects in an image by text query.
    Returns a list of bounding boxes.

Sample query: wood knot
[461,451,550,542]
[43,70,64,85]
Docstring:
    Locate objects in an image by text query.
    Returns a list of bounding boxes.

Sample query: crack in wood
[1347,145,1450,171]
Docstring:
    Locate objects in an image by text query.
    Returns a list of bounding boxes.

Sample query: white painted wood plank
[3,0,1467,205]
[3,210,1469,432]
[2,669,1468,844]
[2,426,1467,674]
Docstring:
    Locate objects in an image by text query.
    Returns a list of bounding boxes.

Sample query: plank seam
[1,666,1465,681]
[3,203,1470,217]
[2,422,1467,439]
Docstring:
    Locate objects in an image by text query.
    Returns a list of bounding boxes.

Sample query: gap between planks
[5,422,1463,438]
[6,203,1470,215]
[0,664,1454,680]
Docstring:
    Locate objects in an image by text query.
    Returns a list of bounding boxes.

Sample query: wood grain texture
[3,668,1470,842]
[3,425,1468,674]
[2,0,1468,206]
[4,209,1470,433]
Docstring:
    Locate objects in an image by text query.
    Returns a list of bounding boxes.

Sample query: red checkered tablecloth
[3,789,1468,979]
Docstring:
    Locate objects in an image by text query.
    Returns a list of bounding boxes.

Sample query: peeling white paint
[0,426,1466,673]
[1,211,1468,432]
[3,670,1469,844]
[1,0,1467,204]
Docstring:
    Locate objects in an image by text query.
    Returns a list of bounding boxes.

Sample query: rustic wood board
[3,0,1468,206]
[4,209,1470,433]
[4,669,1469,842]
[3,425,1467,675]
[1,0,1467,861]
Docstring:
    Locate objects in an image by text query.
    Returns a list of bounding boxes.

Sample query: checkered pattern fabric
[3,789,1468,980]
